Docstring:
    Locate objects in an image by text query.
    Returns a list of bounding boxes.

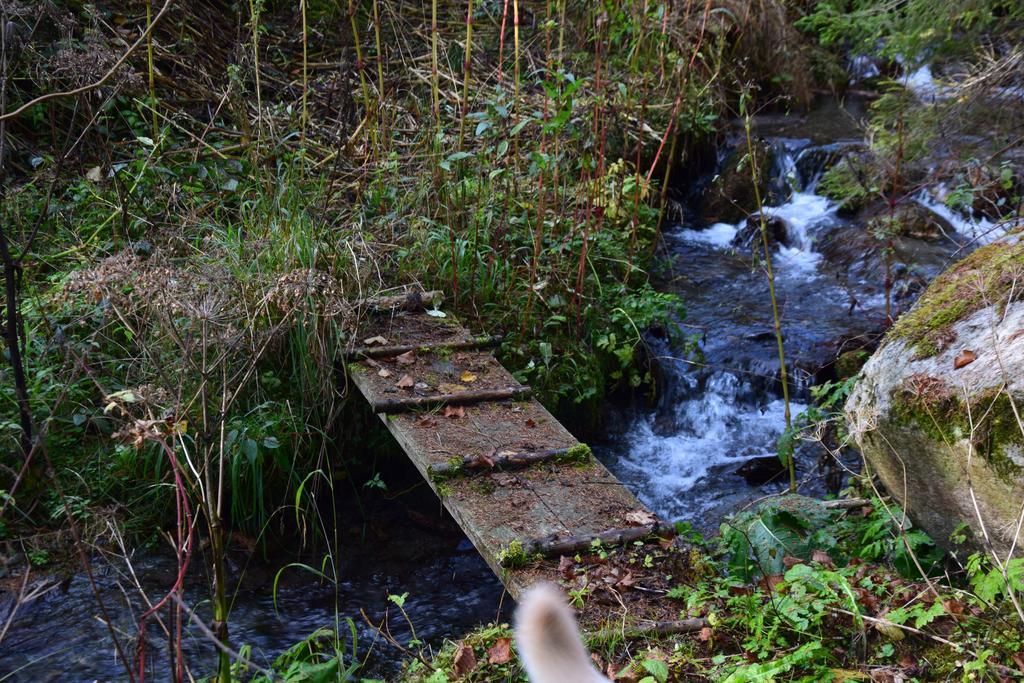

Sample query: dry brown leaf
[609,663,638,682]
[487,638,512,665]
[363,335,388,346]
[460,371,478,383]
[811,549,835,568]
[558,555,575,578]
[438,382,465,394]
[396,374,415,389]
[624,509,657,526]
[452,642,477,677]
[444,405,466,419]
[395,350,416,365]
[782,555,804,569]
[954,349,976,369]
[525,418,537,428]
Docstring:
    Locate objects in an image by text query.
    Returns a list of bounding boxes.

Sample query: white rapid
[618,371,806,519]
[611,133,1001,526]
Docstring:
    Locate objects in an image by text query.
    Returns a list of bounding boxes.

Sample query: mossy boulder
[698,140,778,225]
[818,152,875,216]
[845,232,1024,556]
[731,213,788,250]
[864,201,954,242]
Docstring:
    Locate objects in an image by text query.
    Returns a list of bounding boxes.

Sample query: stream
[1,96,1003,682]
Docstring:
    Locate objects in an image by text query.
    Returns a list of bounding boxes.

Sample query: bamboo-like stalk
[346,0,376,158]
[557,0,566,69]
[742,97,794,492]
[456,0,475,151]
[300,0,308,142]
[498,0,510,84]
[431,0,440,126]
[513,0,521,104]
[247,0,263,141]
[372,0,385,131]
[145,0,158,142]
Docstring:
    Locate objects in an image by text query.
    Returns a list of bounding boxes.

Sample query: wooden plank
[345,307,692,624]
[427,447,572,476]
[370,385,532,414]
[343,334,502,360]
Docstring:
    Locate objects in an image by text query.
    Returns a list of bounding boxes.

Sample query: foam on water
[615,372,806,520]
[914,190,1008,244]
[676,150,835,277]
[675,221,737,246]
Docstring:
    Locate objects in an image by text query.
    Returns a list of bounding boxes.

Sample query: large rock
[731,213,788,250]
[845,233,1024,556]
[699,140,778,225]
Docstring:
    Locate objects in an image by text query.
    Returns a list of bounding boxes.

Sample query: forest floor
[1,1,1024,681]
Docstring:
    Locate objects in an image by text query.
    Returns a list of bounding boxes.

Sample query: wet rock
[864,201,954,242]
[651,412,677,436]
[846,233,1024,556]
[731,213,788,249]
[735,454,788,485]
[699,139,776,225]
[795,141,865,190]
[817,220,955,309]
[965,163,1022,220]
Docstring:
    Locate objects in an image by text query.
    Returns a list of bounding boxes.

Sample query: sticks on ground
[345,334,502,360]
[371,385,531,414]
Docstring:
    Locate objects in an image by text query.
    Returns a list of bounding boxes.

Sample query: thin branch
[0,0,175,122]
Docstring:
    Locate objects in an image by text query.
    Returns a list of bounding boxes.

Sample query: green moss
[890,239,1024,358]
[562,442,593,466]
[835,349,870,379]
[497,539,530,568]
[818,157,872,213]
[425,345,451,358]
[890,378,1024,481]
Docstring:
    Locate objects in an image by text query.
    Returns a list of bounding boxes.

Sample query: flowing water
[1,482,505,681]
[599,96,1010,529]
[2,96,1008,681]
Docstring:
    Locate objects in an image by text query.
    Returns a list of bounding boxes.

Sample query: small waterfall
[914,188,1012,245]
[614,368,806,520]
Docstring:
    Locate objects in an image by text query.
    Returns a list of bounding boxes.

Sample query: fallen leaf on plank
[624,509,657,526]
[954,349,976,369]
[453,642,477,676]
[487,638,511,665]
[444,405,466,419]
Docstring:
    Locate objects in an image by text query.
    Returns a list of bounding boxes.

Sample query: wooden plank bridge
[344,291,705,633]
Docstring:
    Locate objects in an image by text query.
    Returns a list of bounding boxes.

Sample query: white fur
[514,583,610,683]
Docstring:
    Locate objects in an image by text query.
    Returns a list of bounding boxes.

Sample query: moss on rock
[889,237,1024,358]
[835,349,870,379]
[889,376,1024,482]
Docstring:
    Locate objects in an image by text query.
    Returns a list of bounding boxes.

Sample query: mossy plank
[347,310,655,600]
